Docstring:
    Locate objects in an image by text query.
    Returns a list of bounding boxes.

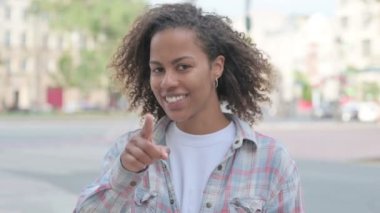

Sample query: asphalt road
[0,114,379,213]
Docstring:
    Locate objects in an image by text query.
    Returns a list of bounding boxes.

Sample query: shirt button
[206,202,212,208]
[217,165,223,171]
[129,181,137,187]
[170,199,174,205]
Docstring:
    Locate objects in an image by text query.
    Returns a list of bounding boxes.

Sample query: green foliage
[32,0,145,39]
[362,82,380,101]
[344,65,359,75]
[294,70,312,101]
[302,83,312,102]
[31,0,147,91]
[55,52,74,87]
[75,50,109,92]
[54,51,108,92]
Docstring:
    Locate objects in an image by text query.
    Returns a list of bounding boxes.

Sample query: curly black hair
[110,3,275,124]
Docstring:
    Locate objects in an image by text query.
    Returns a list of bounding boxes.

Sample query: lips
[162,94,188,111]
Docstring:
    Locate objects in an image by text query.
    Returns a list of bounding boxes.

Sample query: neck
[176,110,230,135]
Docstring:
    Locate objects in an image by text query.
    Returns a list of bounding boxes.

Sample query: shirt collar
[152,113,258,148]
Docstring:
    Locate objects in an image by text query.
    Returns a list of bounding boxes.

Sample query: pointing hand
[120,114,169,173]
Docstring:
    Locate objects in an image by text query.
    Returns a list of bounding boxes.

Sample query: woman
[75,3,303,213]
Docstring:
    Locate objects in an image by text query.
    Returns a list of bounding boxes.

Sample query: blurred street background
[1,0,380,212]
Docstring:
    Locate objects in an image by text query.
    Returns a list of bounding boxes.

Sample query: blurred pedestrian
[74,3,303,213]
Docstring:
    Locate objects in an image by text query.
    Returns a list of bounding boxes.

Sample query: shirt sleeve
[74,130,146,212]
[265,145,304,213]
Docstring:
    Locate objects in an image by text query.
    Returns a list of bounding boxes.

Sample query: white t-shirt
[166,122,235,213]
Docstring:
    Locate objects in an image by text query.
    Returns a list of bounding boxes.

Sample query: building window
[362,13,372,28]
[335,37,342,45]
[21,32,27,48]
[340,17,348,29]
[48,59,56,72]
[4,31,11,48]
[21,58,28,72]
[5,59,11,74]
[58,36,64,50]
[362,39,371,57]
[42,33,49,49]
[22,8,28,21]
[5,6,11,20]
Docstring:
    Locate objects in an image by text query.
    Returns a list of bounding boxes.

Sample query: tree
[362,82,380,101]
[31,0,147,91]
[294,70,312,102]
[54,52,74,88]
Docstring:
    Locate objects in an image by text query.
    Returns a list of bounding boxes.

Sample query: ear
[211,55,225,80]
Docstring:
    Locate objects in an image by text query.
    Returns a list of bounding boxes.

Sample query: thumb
[140,113,154,141]
[157,145,170,160]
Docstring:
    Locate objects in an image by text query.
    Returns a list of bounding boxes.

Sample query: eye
[151,67,164,74]
[177,64,191,71]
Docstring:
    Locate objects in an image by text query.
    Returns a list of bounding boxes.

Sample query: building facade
[0,0,107,112]
[231,0,380,116]
[232,10,339,116]
[336,0,380,101]
[0,0,57,111]
[336,0,380,70]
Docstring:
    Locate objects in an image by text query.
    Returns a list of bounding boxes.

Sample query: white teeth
[165,95,185,103]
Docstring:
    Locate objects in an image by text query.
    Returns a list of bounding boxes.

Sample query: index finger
[140,113,154,141]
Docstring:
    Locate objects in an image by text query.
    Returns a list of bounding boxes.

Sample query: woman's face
[149,28,224,125]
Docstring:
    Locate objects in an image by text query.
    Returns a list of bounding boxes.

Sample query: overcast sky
[149,0,337,18]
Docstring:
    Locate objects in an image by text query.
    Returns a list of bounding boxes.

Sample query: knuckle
[129,137,138,145]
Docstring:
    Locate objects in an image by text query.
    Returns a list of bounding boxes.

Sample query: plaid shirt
[75,114,303,212]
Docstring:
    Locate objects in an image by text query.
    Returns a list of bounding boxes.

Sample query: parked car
[312,102,339,119]
[358,102,380,122]
[341,101,380,122]
[340,102,359,122]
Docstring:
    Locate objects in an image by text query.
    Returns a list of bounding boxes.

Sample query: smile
[165,95,186,103]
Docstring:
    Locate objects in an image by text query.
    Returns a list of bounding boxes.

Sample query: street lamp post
[245,0,252,33]
[188,0,197,5]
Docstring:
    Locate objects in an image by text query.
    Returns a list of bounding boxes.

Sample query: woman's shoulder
[253,131,283,149]
[251,130,297,172]
[231,114,286,151]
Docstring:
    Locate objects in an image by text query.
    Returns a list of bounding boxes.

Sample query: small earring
[215,78,219,88]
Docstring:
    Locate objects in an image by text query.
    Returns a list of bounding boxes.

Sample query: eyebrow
[149,56,193,66]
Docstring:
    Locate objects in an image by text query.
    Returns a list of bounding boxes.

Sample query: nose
[161,70,178,89]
